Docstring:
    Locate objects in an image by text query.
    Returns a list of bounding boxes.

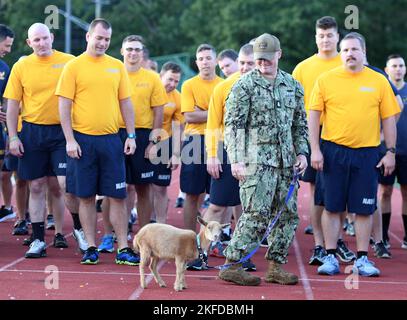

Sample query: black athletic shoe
[12,220,29,236]
[53,233,68,248]
[309,245,327,265]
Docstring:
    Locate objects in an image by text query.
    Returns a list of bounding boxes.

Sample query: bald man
[4,23,85,258]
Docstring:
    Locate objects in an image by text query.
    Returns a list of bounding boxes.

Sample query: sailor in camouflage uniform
[219,33,309,286]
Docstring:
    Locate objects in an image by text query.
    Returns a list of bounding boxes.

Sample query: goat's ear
[221,223,231,229]
[197,216,207,226]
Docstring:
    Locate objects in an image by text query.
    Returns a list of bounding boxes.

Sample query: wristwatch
[150,136,161,145]
[386,147,396,154]
[127,133,136,139]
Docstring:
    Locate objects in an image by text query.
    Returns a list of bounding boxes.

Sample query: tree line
[1,0,407,73]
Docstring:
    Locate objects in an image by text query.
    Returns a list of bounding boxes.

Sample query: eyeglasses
[125,47,143,52]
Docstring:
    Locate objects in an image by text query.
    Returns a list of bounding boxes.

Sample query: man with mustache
[309,32,400,277]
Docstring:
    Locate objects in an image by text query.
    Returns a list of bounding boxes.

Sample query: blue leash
[209,168,301,270]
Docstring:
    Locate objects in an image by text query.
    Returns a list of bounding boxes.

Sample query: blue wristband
[127,133,136,139]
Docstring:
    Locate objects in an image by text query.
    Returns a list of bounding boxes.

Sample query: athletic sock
[32,222,45,242]
[327,249,336,256]
[357,251,368,259]
[382,212,391,241]
[71,212,82,230]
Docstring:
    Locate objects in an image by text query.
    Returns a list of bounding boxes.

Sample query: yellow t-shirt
[56,53,131,135]
[309,66,401,148]
[181,75,223,135]
[4,50,74,125]
[292,54,342,113]
[205,72,240,158]
[161,89,184,139]
[119,67,167,129]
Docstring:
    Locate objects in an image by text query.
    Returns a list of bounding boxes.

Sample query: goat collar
[196,234,206,261]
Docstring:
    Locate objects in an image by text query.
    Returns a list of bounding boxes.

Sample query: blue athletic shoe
[98,234,115,253]
[81,247,99,265]
[352,256,380,277]
[115,247,140,266]
[317,254,340,275]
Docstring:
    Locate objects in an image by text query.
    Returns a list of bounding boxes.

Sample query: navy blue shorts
[300,132,319,183]
[0,125,6,161]
[209,147,240,206]
[314,170,325,206]
[151,137,173,187]
[379,154,407,185]
[18,122,66,180]
[2,153,18,172]
[119,128,154,185]
[321,140,380,215]
[66,131,126,199]
[180,135,211,195]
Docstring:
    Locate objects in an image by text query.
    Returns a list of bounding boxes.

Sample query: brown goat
[133,216,230,291]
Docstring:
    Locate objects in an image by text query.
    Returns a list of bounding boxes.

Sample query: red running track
[0,171,407,300]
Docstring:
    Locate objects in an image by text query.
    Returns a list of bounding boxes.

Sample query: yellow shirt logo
[165,102,176,109]
[106,68,119,73]
[360,86,375,92]
[52,64,66,69]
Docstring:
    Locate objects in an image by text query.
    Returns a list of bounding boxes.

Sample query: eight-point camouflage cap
[253,33,281,61]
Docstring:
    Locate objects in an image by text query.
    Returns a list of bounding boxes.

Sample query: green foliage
[1,0,407,73]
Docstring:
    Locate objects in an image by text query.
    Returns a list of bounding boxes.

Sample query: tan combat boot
[219,260,261,286]
[265,261,298,285]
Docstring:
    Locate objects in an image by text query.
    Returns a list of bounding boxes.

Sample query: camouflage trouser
[224,166,299,264]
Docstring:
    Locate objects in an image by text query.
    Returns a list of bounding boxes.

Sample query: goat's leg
[174,257,186,291]
[150,257,166,287]
[139,249,149,289]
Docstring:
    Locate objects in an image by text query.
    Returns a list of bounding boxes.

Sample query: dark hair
[239,43,254,56]
[160,61,182,75]
[218,49,238,62]
[0,24,14,42]
[316,16,338,31]
[386,54,404,63]
[341,32,366,51]
[122,34,144,47]
[88,19,111,34]
[196,43,216,56]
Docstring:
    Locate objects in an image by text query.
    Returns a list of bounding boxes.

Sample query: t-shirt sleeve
[308,77,325,112]
[181,80,196,113]
[151,75,167,107]
[118,63,132,100]
[3,63,23,101]
[380,78,401,119]
[55,62,76,100]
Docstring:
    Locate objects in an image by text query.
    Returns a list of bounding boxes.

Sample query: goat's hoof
[174,286,183,291]
[159,282,166,288]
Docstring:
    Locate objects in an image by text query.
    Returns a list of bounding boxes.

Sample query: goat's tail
[132,234,140,254]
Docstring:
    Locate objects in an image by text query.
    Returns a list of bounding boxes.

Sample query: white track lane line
[0,232,73,272]
[128,260,167,300]
[293,237,314,300]
[4,268,407,286]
